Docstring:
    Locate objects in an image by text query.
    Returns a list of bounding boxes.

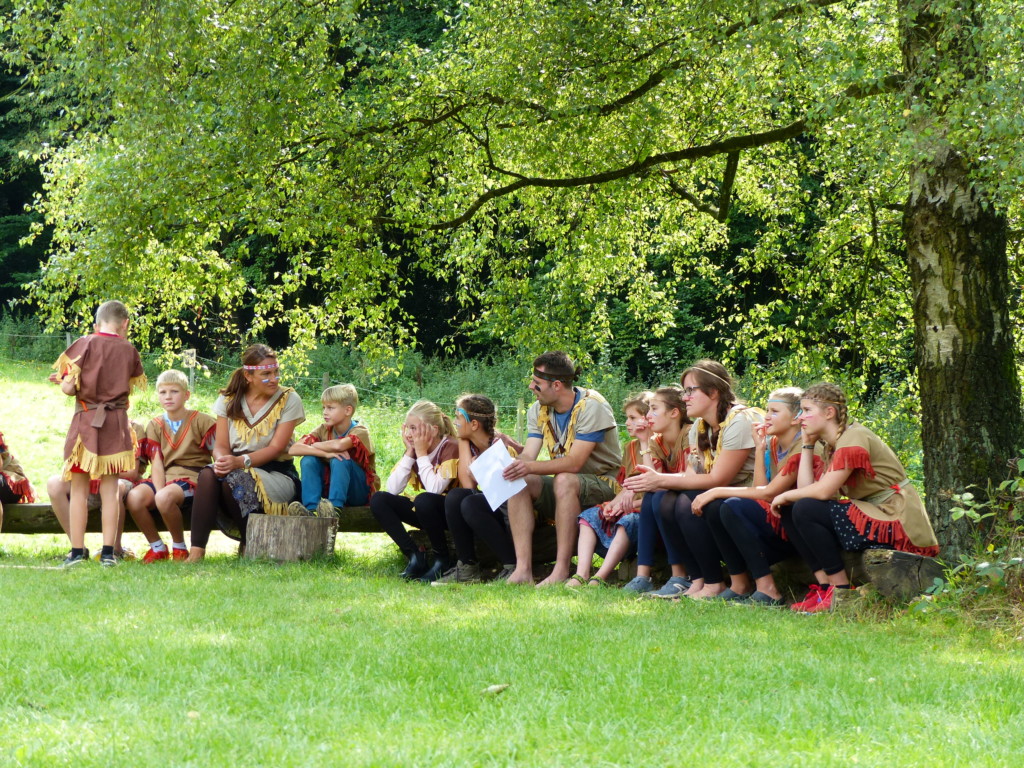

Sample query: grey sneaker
[100,552,118,568]
[492,564,517,582]
[622,575,655,594]
[431,560,483,585]
[650,576,693,598]
[316,498,339,518]
[61,549,90,569]
[286,501,310,516]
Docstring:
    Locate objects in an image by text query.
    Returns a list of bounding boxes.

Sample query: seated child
[1,426,37,532]
[573,388,689,587]
[128,370,216,563]
[47,419,150,561]
[51,300,146,567]
[288,384,378,516]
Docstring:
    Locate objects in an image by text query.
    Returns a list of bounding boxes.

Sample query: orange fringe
[845,502,940,557]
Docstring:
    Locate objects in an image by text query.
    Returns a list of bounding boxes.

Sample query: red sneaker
[802,585,836,614]
[171,548,189,561]
[142,547,170,563]
[790,584,823,612]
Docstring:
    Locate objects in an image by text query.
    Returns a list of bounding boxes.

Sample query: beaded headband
[686,365,731,387]
[243,363,278,371]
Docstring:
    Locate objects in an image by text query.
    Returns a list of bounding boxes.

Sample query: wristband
[802,445,815,450]
[639,449,652,457]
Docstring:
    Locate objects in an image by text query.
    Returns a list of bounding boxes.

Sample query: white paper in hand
[472,440,527,511]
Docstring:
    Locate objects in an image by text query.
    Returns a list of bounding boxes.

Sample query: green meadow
[3,360,1024,767]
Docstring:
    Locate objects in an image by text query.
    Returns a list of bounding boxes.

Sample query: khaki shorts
[535,474,617,522]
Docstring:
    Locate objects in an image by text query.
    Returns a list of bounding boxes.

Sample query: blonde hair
[323,383,358,410]
[156,369,189,391]
[622,390,654,416]
[767,386,803,415]
[95,300,129,325]
[406,399,456,438]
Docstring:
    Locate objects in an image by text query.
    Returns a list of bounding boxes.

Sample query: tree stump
[862,549,946,599]
[244,514,338,562]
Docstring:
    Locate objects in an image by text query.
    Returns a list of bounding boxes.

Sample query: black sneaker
[100,552,118,568]
[61,549,90,569]
[492,564,517,582]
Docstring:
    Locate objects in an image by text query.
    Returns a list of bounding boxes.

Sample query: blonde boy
[288,384,378,515]
[51,300,146,568]
[127,370,216,562]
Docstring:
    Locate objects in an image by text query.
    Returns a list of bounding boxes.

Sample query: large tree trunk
[901,0,1024,557]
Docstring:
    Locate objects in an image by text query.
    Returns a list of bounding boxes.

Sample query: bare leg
[47,475,72,538]
[506,477,541,584]
[592,527,632,581]
[186,546,205,563]
[113,479,131,552]
[127,484,161,544]
[754,573,784,600]
[826,570,851,587]
[99,475,119,548]
[68,473,90,549]
[726,572,754,595]
[155,484,187,545]
[573,524,598,581]
[537,473,582,586]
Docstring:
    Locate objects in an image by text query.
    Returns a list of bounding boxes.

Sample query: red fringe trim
[830,446,876,480]
[758,499,788,541]
[779,453,825,479]
[201,425,217,451]
[138,437,161,461]
[845,502,940,557]
[1,473,37,503]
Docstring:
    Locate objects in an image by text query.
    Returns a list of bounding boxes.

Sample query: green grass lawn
[3,359,1024,766]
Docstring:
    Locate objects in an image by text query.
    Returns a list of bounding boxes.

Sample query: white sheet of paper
[472,440,527,511]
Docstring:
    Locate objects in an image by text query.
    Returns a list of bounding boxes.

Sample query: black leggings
[190,466,246,549]
[444,488,516,566]
[0,477,20,505]
[706,497,795,580]
[369,491,448,558]
[656,490,726,584]
[784,497,890,576]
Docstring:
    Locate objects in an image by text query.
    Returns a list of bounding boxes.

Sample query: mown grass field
[3,359,1024,766]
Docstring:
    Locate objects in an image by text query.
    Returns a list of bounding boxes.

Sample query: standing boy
[128,369,216,562]
[51,300,146,567]
[288,384,378,516]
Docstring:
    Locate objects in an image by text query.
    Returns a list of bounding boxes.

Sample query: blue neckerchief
[164,415,184,433]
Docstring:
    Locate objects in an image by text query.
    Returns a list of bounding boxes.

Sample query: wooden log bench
[1,501,560,566]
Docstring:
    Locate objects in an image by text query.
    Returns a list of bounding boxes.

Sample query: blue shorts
[578,506,639,558]
[138,479,194,499]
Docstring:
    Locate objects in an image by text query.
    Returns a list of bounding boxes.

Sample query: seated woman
[623,360,759,599]
[770,383,940,612]
[434,394,523,584]
[370,400,459,582]
[691,387,816,606]
[187,344,305,561]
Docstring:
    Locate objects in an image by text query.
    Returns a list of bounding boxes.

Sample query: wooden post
[65,332,72,348]
[183,348,197,390]
[515,398,525,443]
[322,372,330,391]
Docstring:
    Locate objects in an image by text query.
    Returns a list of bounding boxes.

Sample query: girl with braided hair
[432,394,523,584]
[690,387,820,606]
[770,383,940,612]
[623,360,761,599]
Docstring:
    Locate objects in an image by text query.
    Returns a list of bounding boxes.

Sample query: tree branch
[430,120,805,230]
